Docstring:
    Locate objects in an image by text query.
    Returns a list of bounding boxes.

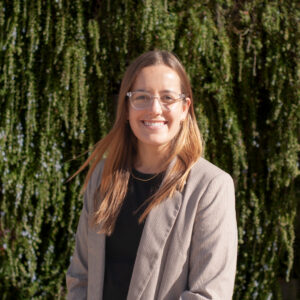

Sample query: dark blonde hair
[75,50,202,235]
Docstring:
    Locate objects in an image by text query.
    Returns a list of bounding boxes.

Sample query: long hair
[73,50,203,235]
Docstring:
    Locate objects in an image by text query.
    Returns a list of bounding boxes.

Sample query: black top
[103,169,164,300]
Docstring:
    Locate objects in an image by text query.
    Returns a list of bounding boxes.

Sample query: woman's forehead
[132,65,181,91]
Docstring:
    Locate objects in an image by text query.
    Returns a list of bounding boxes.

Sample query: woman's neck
[134,144,169,174]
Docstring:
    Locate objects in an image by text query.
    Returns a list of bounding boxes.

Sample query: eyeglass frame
[126,91,187,111]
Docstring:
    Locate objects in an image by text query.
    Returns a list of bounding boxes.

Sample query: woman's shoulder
[88,159,106,189]
[188,157,233,187]
[84,159,106,208]
[184,157,235,210]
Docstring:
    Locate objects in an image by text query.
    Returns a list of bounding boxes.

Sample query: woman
[66,50,237,300]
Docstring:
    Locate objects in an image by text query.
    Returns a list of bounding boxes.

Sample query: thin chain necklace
[131,171,160,182]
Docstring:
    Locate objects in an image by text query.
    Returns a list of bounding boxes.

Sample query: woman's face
[128,64,190,153]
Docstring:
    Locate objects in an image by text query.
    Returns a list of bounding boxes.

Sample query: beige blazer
[66,157,238,300]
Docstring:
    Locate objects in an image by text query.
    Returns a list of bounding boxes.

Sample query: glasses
[127,91,186,111]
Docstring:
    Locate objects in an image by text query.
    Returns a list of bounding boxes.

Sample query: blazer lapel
[127,190,183,300]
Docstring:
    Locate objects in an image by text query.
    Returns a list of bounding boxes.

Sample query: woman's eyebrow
[133,89,176,93]
[160,89,176,93]
[133,88,148,92]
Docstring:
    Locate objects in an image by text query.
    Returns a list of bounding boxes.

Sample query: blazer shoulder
[85,159,105,212]
[188,157,233,187]
[88,159,105,190]
[186,158,235,217]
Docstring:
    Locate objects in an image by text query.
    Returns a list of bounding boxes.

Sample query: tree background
[0,0,299,299]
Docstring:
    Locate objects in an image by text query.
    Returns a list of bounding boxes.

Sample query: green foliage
[0,0,299,299]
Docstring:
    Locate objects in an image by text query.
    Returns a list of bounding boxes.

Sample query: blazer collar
[127,189,183,299]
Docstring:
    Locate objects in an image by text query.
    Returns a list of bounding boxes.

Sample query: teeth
[143,121,165,127]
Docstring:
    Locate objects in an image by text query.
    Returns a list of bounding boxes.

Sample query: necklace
[131,171,160,182]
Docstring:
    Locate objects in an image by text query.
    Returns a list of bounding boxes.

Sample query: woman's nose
[149,96,163,113]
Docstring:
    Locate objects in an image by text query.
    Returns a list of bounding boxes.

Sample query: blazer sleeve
[66,190,89,300]
[179,172,238,300]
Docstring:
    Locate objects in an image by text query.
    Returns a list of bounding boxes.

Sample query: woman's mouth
[142,121,167,127]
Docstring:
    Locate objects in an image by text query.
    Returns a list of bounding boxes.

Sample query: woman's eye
[135,95,148,101]
[161,95,175,101]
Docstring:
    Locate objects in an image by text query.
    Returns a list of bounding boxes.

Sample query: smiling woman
[127,64,190,171]
[66,50,238,300]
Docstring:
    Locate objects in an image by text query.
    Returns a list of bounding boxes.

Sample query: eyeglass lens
[129,91,183,110]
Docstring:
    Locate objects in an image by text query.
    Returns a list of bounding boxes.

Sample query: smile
[142,121,167,127]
